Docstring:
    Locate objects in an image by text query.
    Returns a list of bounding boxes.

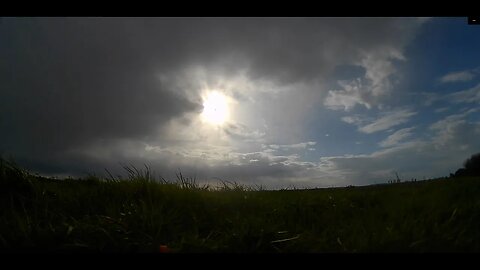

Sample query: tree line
[451,152,480,178]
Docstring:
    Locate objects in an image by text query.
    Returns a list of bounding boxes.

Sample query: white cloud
[343,109,417,134]
[341,115,365,124]
[440,68,478,83]
[430,108,478,130]
[359,109,417,134]
[69,107,480,189]
[360,48,405,97]
[223,123,266,143]
[324,79,372,111]
[429,108,479,147]
[320,141,433,184]
[416,82,480,108]
[379,127,415,148]
[447,83,480,104]
[195,108,478,188]
[324,48,407,111]
[320,114,480,184]
[268,141,317,151]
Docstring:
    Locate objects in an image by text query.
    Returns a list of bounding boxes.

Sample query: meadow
[1,158,480,253]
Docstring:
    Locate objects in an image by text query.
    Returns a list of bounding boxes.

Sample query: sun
[201,91,229,125]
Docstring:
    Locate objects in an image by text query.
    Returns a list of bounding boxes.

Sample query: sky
[1,17,480,189]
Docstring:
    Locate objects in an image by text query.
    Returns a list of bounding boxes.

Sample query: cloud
[0,18,202,159]
[379,127,415,148]
[440,68,479,83]
[358,109,417,134]
[267,141,317,151]
[447,83,480,104]
[0,18,427,188]
[416,82,480,108]
[223,123,266,143]
[319,142,426,185]
[13,108,480,189]
[324,79,372,111]
[231,109,479,187]
[72,140,328,189]
[360,48,406,97]
[429,108,480,147]
[321,111,480,184]
[341,115,366,124]
[324,47,407,111]
[342,109,417,134]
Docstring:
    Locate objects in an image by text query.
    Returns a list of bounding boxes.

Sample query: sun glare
[202,91,229,125]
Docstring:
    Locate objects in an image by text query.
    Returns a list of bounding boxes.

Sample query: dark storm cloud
[0,18,201,159]
[0,17,424,183]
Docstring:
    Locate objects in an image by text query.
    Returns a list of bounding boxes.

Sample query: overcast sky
[1,17,479,189]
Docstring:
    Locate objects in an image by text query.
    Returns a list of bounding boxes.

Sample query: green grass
[1,158,480,252]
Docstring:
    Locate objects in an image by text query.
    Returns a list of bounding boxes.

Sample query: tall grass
[1,158,480,252]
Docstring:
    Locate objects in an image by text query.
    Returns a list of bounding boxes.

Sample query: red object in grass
[159,245,170,253]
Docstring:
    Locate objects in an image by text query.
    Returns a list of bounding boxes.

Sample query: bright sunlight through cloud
[201,91,229,125]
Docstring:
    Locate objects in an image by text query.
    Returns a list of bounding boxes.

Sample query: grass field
[1,158,480,253]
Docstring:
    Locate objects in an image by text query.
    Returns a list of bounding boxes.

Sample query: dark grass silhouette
[1,158,480,252]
